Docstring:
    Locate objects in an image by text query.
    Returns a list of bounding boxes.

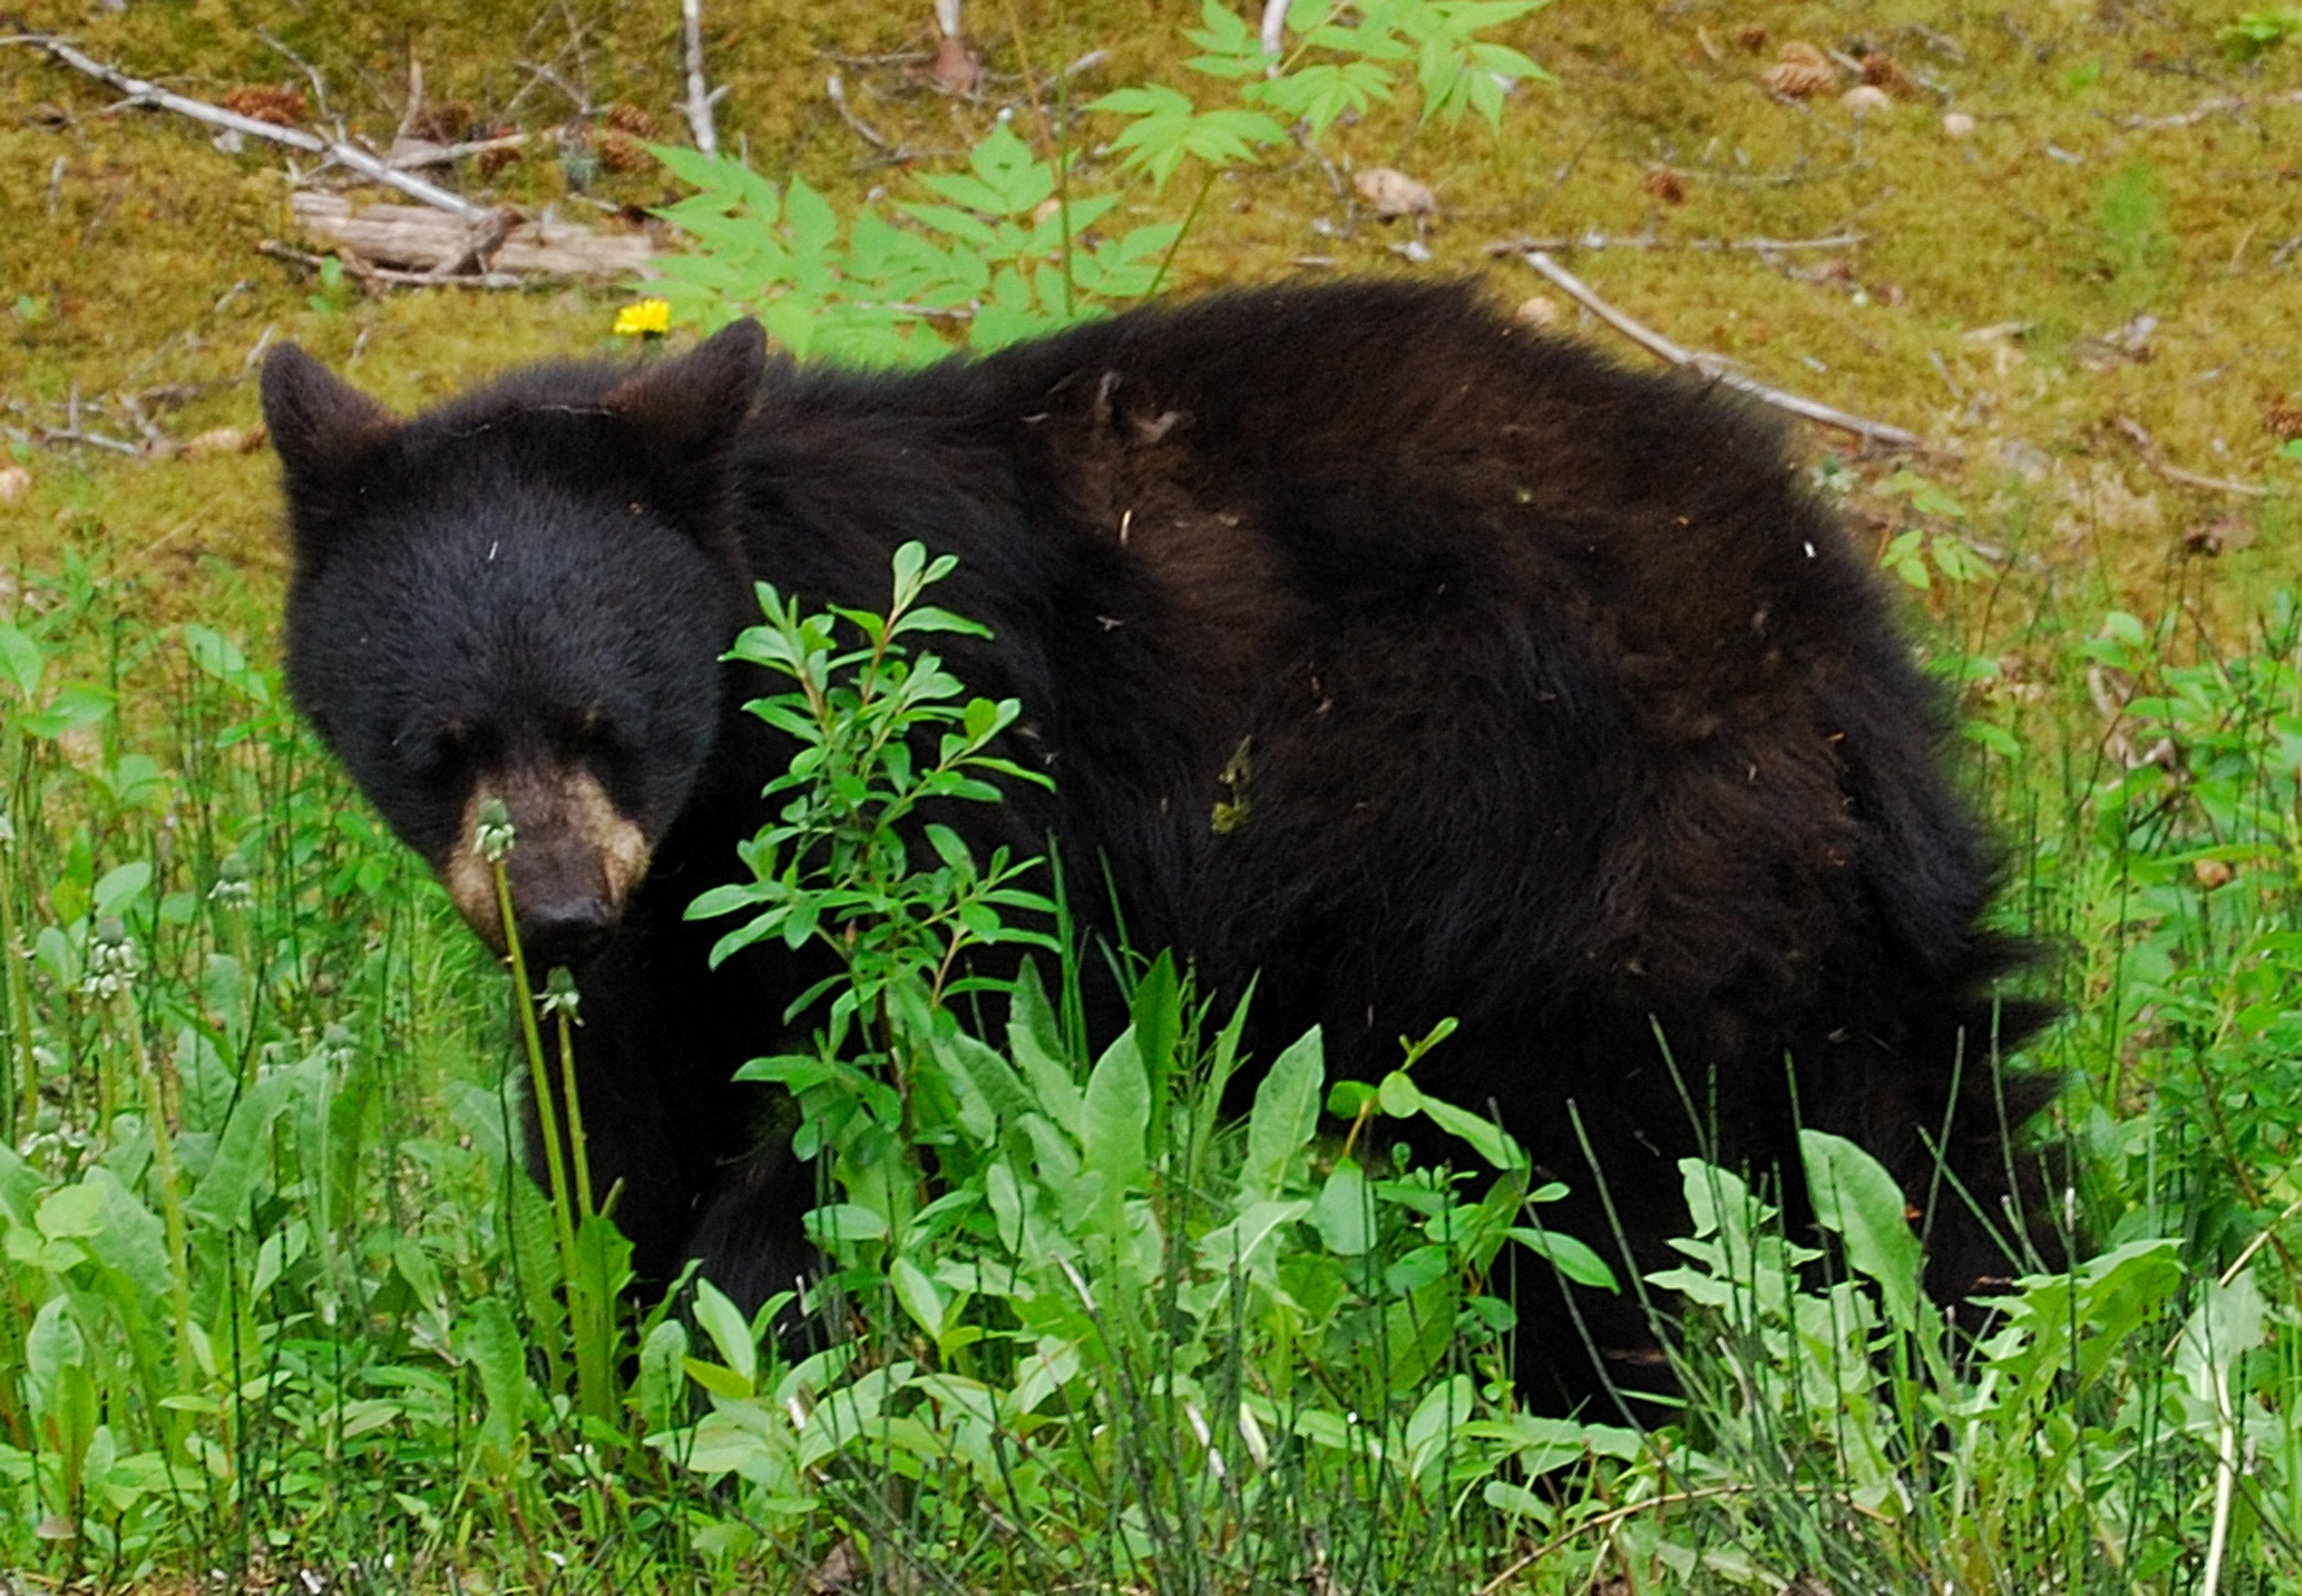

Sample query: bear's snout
[439,762,652,969]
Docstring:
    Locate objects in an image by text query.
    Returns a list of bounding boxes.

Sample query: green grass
[4,519,2301,1592]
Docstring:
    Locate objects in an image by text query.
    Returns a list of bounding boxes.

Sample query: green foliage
[303,253,351,319]
[645,131,1179,361]
[642,0,1546,345]
[659,549,1639,1582]
[2220,6,2302,57]
[2090,160,2173,305]
[1876,467,1992,593]
[1643,1136,2292,1591]
[1167,0,1552,144]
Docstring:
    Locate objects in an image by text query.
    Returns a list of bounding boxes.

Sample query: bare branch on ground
[2111,415,2267,499]
[682,0,724,157]
[1511,250,1934,453]
[7,31,491,220]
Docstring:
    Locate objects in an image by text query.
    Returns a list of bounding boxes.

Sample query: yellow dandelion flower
[612,298,672,337]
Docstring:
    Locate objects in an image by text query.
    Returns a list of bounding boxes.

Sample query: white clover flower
[476,799,516,863]
[81,915,140,1000]
[208,852,256,910]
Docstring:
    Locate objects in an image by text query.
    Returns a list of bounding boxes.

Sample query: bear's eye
[563,703,624,761]
[411,717,483,779]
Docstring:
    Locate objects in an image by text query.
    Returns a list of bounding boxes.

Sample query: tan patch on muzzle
[440,764,651,953]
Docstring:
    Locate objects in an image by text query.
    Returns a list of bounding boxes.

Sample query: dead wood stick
[1486,230,1869,256]
[1514,250,1932,453]
[1260,0,1293,56]
[387,130,532,169]
[10,32,489,221]
[825,72,898,153]
[2111,414,2267,498]
[681,0,723,158]
[423,205,519,280]
[2120,89,2302,130]
[258,238,524,289]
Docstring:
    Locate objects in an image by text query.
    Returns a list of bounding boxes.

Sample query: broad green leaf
[1800,1129,1922,1330]
[1311,1157,1374,1255]
[637,1319,691,1434]
[1417,1093,1525,1171]
[805,1202,890,1245]
[1080,1028,1149,1238]
[1377,1069,1423,1119]
[2175,1267,2270,1412]
[890,1255,949,1339]
[0,622,42,701]
[1507,1225,1618,1291]
[1240,1028,1324,1202]
[92,861,151,920]
[691,1277,758,1389]
[1009,960,1083,1137]
[184,1069,300,1230]
[465,1296,529,1461]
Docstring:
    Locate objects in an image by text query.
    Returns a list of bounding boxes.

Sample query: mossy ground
[4,0,2298,643]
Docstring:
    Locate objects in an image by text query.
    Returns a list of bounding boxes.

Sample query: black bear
[261,280,2052,1411]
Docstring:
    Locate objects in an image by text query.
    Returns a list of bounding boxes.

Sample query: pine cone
[1642,166,1687,205]
[2265,398,2302,441]
[597,129,648,174]
[1859,51,1918,99]
[1732,24,1769,54]
[604,102,659,139]
[221,84,309,126]
[410,100,479,143]
[476,127,524,179]
[1763,42,1840,100]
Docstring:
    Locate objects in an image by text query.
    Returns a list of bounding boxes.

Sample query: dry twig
[2121,89,2302,130]
[259,238,524,289]
[385,130,532,170]
[1485,230,1869,256]
[1512,250,1933,452]
[824,71,899,154]
[285,191,655,280]
[681,0,725,157]
[8,31,490,221]
[2111,415,2267,499]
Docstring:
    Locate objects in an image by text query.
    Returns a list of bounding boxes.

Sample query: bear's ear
[261,345,398,488]
[606,319,767,460]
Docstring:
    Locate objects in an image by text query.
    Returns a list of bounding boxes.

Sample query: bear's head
[261,322,768,970]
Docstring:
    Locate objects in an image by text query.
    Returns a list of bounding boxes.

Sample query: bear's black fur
[263,280,2054,1412]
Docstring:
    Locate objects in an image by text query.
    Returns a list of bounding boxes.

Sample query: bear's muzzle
[440,763,651,971]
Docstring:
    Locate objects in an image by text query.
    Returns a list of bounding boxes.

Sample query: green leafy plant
[643,130,1179,361]
[2220,6,2302,58]
[639,0,1549,352]
[2090,160,2173,306]
[656,547,1644,1585]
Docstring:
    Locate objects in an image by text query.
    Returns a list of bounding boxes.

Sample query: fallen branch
[8,31,490,221]
[2120,89,2302,130]
[1512,250,1934,453]
[1260,0,1293,57]
[385,130,532,170]
[285,192,656,280]
[1486,230,1869,256]
[681,0,724,157]
[2111,414,2267,499]
[2,395,139,455]
[825,71,900,154]
[259,238,524,289]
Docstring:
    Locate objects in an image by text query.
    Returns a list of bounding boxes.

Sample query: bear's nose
[518,897,615,970]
